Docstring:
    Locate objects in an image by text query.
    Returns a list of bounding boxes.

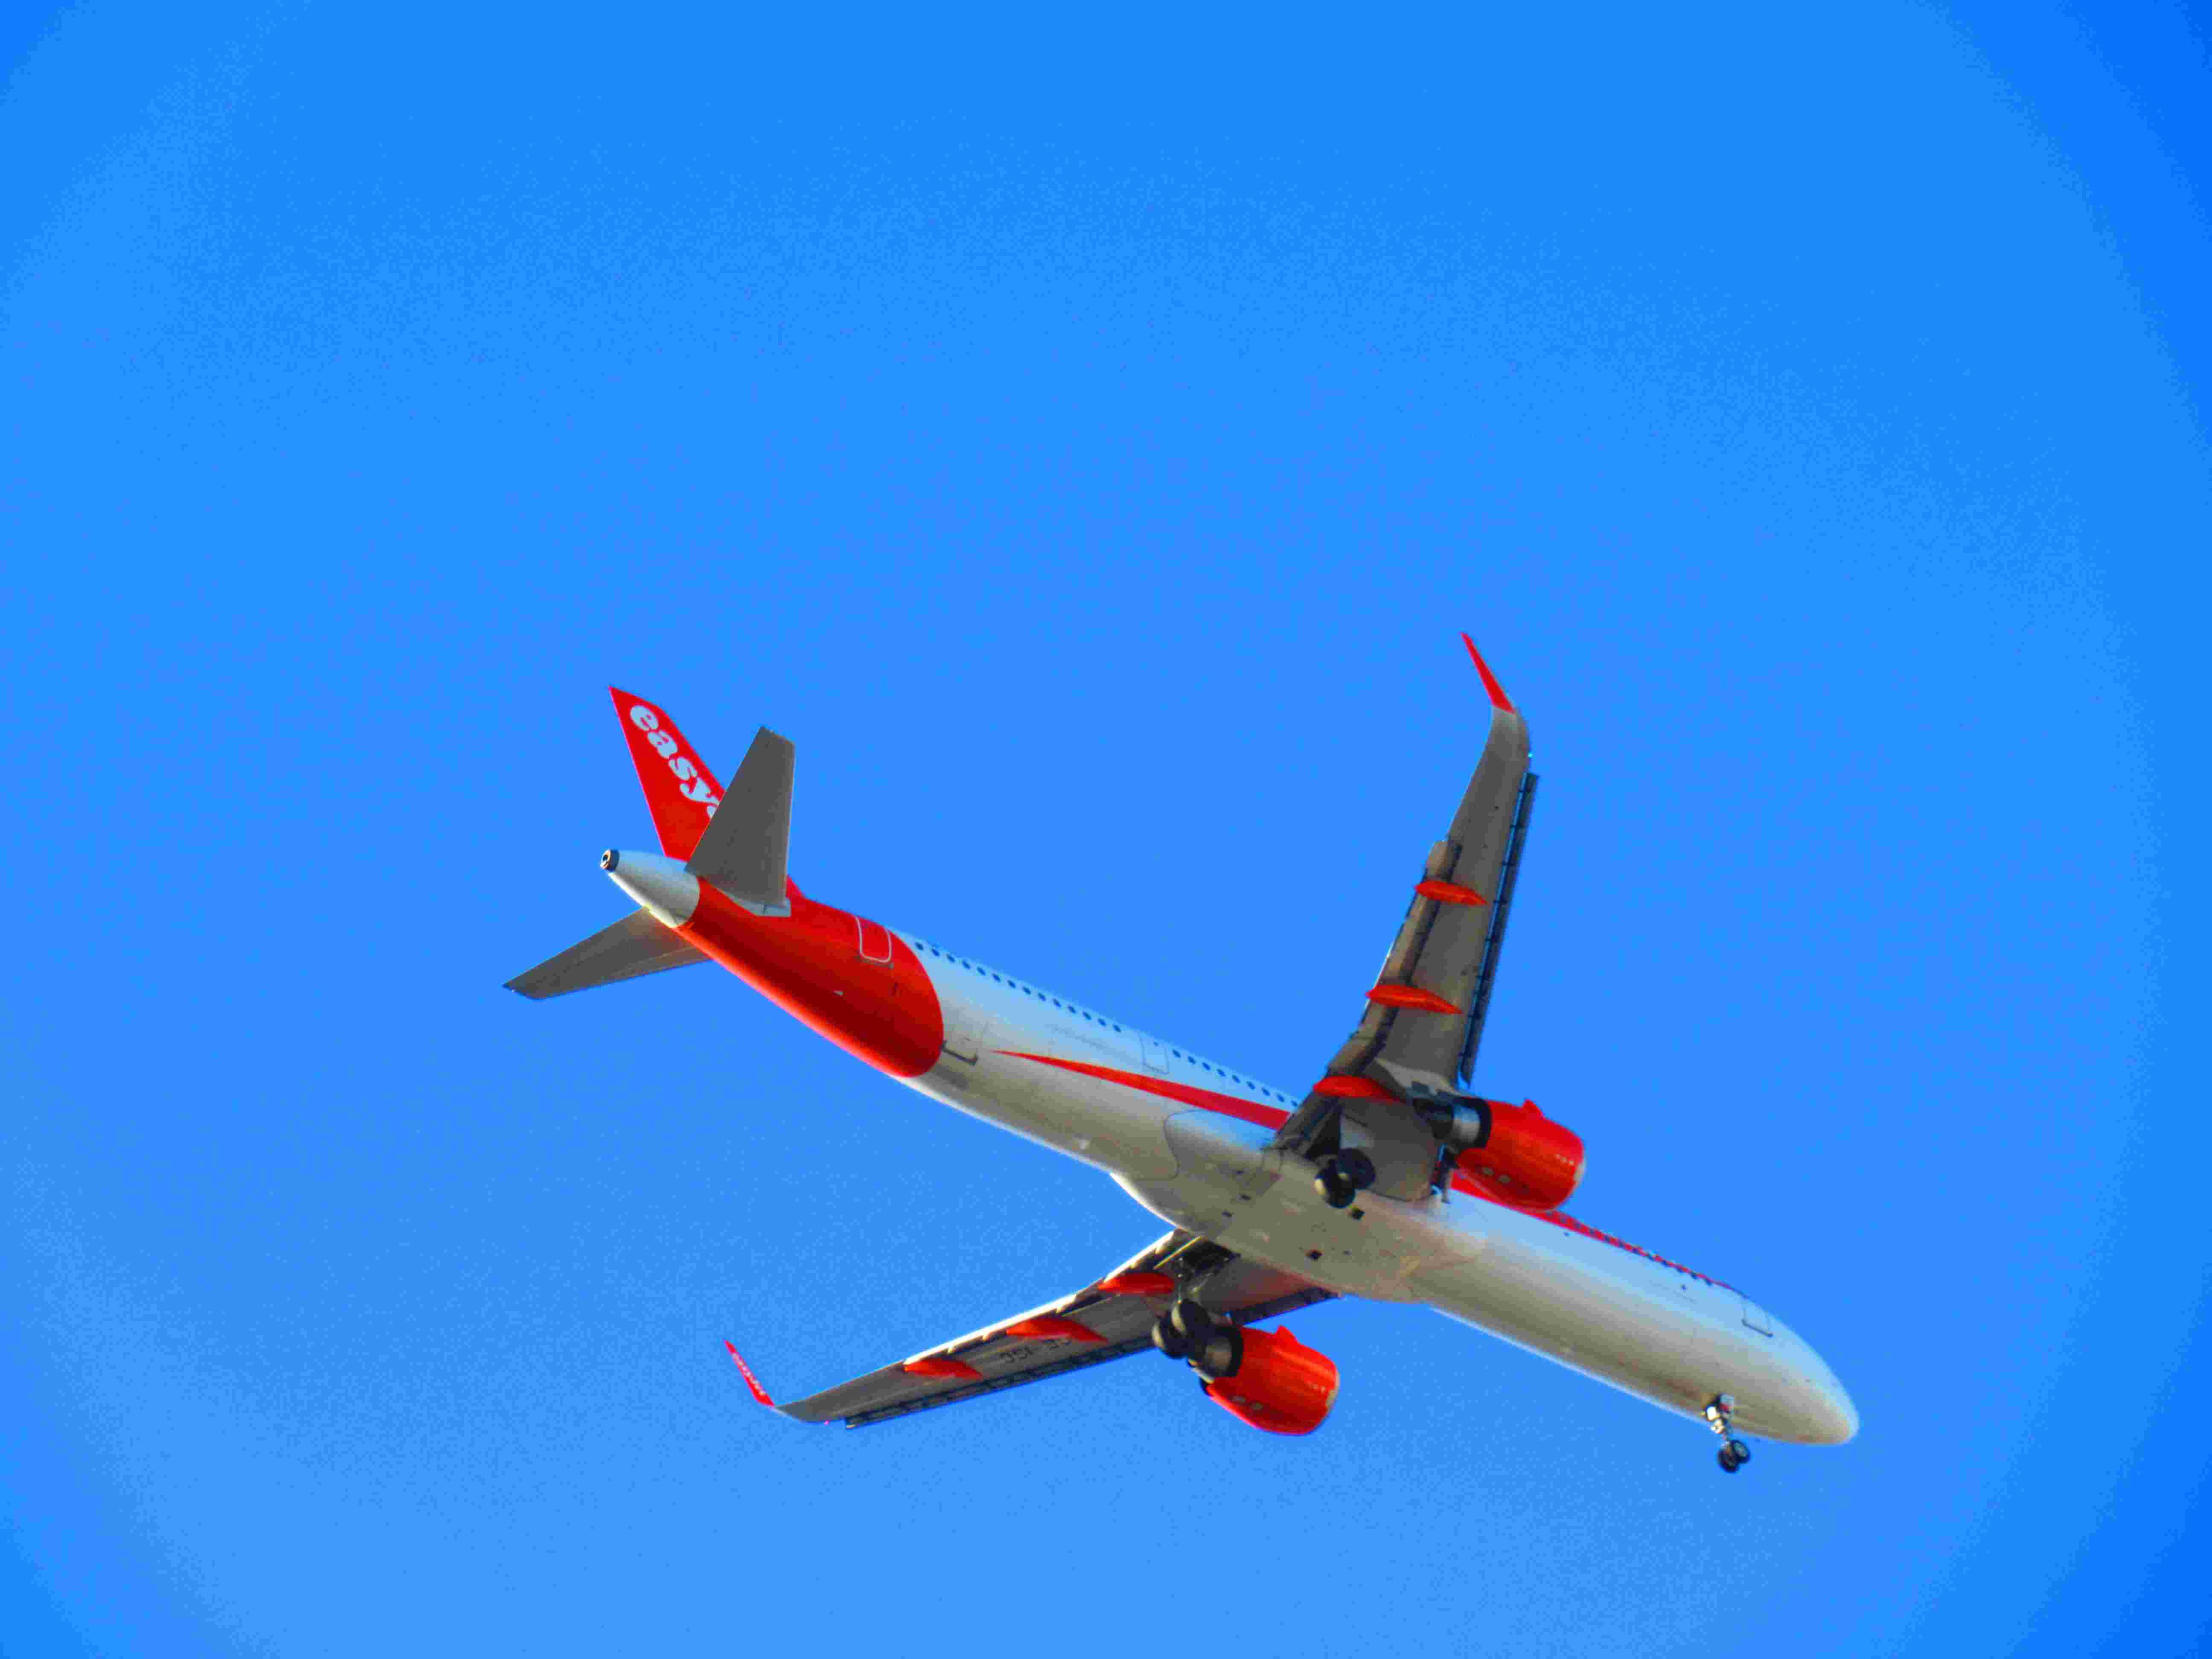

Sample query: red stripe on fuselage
[994,1051,1729,1287]
[681,882,943,1077]
[993,1052,1290,1131]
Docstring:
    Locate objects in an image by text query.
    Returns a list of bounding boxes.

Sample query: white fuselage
[899,934,1857,1446]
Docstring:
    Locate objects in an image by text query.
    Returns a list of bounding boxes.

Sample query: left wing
[732,1234,1331,1429]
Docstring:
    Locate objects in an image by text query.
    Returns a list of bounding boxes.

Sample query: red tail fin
[609,688,725,859]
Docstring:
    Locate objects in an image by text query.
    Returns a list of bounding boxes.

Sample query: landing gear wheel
[1313,1149,1377,1210]
[1155,1300,1241,1378]
[1150,1312,1189,1360]
[1169,1300,1217,1346]
[1703,1394,1750,1475]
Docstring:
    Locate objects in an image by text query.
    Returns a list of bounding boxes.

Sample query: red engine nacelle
[1202,1326,1340,1436]
[1455,1097,1585,1210]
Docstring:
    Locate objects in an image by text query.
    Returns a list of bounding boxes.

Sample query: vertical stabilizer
[609,687,726,859]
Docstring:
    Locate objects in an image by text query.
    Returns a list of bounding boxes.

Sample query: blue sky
[3,2,2206,1653]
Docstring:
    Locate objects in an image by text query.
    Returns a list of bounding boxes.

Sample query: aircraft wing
[733,1233,1332,1429]
[1271,636,1537,1191]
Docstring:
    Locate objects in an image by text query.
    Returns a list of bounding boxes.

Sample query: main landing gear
[1705,1394,1752,1474]
[1151,1299,1243,1379]
[1313,1148,1377,1210]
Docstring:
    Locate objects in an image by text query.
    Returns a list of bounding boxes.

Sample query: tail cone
[603,850,700,928]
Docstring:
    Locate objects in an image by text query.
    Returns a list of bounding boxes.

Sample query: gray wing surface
[504,910,708,999]
[762,1234,1332,1429]
[1272,643,1537,1194]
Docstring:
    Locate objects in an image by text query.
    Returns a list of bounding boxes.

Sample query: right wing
[735,1234,1332,1429]
[1272,637,1537,1190]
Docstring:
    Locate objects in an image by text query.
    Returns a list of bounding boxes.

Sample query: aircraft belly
[1122,1129,1833,1441]
[904,975,1844,1444]
[915,1021,1180,1182]
[1408,1222,1836,1441]
[1121,1133,1479,1304]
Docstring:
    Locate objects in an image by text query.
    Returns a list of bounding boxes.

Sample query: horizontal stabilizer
[685,727,794,914]
[504,910,707,1000]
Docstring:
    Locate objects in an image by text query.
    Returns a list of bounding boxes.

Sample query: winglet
[1459,634,1515,713]
[725,1340,778,1408]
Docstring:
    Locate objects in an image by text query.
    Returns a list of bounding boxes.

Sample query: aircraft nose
[603,849,701,929]
[1810,1378,1859,1444]
[1800,1351,1859,1444]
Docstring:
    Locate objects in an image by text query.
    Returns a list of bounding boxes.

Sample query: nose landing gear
[1704,1394,1752,1473]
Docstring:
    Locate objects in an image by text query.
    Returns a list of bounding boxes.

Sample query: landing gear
[1148,1298,1195,1359]
[1703,1394,1752,1474]
[1313,1148,1377,1210]
[1151,1300,1243,1378]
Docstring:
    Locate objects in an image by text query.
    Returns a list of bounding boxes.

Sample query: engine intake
[1415,1090,1493,1153]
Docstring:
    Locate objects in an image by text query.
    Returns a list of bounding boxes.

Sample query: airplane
[506,640,1857,1472]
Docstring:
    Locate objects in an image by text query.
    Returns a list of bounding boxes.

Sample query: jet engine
[1199,1326,1340,1437]
[1153,1305,1341,1435]
[1454,1097,1584,1210]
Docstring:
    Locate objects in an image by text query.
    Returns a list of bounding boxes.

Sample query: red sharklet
[1004,1316,1105,1345]
[679,879,944,1078]
[1415,879,1487,906]
[1459,634,1516,713]
[724,1341,777,1408]
[1365,983,1463,1015]
[1094,1272,1177,1298]
[903,1356,982,1380]
[610,688,726,859]
[1312,1075,1396,1100]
